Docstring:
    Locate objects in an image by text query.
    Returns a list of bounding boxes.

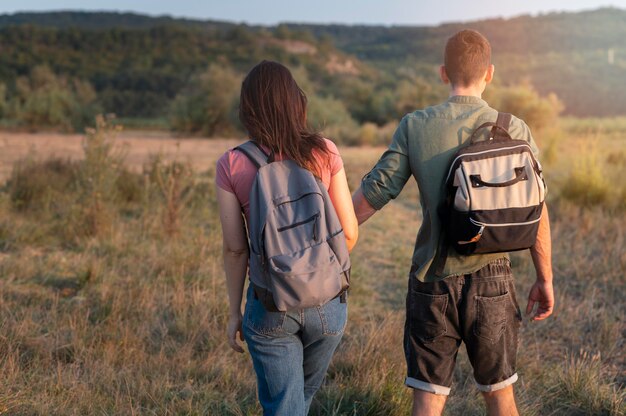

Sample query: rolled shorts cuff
[405,377,451,396]
[475,373,518,392]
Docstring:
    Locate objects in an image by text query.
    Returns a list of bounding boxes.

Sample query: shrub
[539,126,565,166]
[0,83,7,119]
[169,64,240,136]
[358,122,379,146]
[8,65,100,132]
[6,158,79,213]
[354,122,397,147]
[307,94,360,144]
[71,115,126,237]
[392,76,445,118]
[485,83,564,131]
[560,147,611,207]
[115,169,145,204]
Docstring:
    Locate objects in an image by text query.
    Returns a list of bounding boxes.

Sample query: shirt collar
[447,95,488,106]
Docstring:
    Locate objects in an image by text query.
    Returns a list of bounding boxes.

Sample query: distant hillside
[0,15,375,125]
[0,8,625,117]
[286,8,626,116]
[0,11,229,30]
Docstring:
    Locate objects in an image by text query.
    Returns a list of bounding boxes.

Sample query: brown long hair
[239,60,330,176]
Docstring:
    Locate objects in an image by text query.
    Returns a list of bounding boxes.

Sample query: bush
[353,122,398,147]
[169,64,240,136]
[72,115,126,237]
[7,65,100,132]
[0,83,7,119]
[392,76,445,118]
[560,147,611,207]
[307,94,360,144]
[485,83,564,131]
[6,158,79,213]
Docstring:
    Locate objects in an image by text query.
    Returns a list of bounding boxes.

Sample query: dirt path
[0,132,240,183]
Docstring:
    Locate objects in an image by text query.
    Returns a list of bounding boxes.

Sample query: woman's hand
[227,314,245,353]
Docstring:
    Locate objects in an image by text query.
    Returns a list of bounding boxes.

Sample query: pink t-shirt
[216,138,343,221]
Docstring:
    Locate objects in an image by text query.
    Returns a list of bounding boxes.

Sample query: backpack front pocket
[268,242,343,311]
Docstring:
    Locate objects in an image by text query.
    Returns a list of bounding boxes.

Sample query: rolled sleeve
[361,117,412,210]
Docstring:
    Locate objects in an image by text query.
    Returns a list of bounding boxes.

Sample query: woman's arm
[216,187,249,353]
[328,167,358,252]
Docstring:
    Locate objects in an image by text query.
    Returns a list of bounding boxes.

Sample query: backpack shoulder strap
[234,140,271,168]
[491,112,512,140]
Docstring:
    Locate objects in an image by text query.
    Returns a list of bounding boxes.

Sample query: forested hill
[287,8,626,117]
[288,8,626,59]
[0,11,233,31]
[0,8,624,124]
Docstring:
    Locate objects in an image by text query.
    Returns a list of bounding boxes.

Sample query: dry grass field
[0,121,624,415]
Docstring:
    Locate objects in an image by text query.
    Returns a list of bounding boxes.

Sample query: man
[352,30,554,416]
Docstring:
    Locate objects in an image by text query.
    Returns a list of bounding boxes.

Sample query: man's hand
[227,314,245,353]
[525,280,554,321]
[528,203,554,321]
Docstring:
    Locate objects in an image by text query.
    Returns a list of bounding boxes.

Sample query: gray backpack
[442,113,547,255]
[236,140,351,312]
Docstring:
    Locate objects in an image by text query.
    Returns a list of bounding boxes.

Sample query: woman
[215,60,358,415]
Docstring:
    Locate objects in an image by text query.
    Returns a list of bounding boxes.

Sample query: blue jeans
[242,286,347,416]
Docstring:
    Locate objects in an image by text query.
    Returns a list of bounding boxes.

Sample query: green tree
[0,83,7,119]
[9,65,100,131]
[307,94,359,144]
[169,64,240,135]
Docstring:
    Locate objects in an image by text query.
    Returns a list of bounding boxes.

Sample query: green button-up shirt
[361,95,539,282]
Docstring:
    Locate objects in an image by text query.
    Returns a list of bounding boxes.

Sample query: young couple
[216,30,554,416]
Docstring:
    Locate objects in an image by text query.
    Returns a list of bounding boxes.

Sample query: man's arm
[352,117,412,225]
[526,203,554,321]
[352,187,378,225]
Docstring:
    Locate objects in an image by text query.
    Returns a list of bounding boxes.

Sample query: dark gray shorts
[404,258,522,395]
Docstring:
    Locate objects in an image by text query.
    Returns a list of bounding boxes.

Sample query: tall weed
[560,141,612,208]
[144,152,196,237]
[73,115,125,238]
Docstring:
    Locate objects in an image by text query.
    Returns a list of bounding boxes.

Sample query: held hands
[227,314,245,353]
[525,280,554,321]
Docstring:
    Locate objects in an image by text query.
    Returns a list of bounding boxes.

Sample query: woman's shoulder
[218,143,250,164]
[322,137,340,154]
[217,144,258,175]
[319,137,343,176]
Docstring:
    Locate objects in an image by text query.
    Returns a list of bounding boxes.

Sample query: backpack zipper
[469,216,542,228]
[313,213,319,241]
[277,212,321,233]
[457,215,541,245]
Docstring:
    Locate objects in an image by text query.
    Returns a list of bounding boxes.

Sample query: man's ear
[485,64,495,84]
[439,65,450,85]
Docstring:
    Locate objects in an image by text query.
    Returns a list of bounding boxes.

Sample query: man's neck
[449,85,484,98]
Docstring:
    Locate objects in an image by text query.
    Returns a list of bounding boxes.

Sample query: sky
[1,0,625,26]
